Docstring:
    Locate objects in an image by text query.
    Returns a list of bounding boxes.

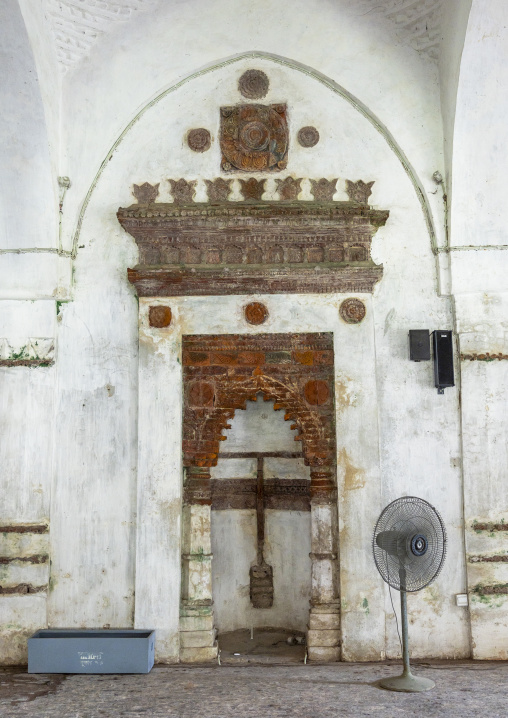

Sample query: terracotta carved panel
[220,104,288,172]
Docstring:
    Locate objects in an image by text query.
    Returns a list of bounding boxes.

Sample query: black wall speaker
[432,330,454,392]
[409,330,430,361]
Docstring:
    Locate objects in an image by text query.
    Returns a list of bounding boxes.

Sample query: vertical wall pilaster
[179,466,218,662]
[307,468,341,661]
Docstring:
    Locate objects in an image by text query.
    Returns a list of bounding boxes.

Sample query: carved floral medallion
[238,69,269,99]
[245,302,269,325]
[220,104,288,172]
[339,298,366,324]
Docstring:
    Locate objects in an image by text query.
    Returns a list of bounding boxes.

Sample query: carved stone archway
[179,333,340,662]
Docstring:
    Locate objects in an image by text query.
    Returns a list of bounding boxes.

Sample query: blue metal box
[28,629,155,674]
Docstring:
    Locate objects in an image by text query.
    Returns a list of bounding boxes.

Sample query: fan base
[379,673,435,693]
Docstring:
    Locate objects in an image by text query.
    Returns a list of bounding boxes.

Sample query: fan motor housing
[411,534,428,556]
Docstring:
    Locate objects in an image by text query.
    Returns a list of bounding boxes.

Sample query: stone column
[307,467,341,661]
[179,466,218,662]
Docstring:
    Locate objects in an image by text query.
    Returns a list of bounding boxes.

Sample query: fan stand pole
[379,589,435,692]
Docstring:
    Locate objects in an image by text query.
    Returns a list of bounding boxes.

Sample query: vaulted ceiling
[44,0,444,73]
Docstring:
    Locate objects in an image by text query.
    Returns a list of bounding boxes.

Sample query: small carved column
[179,466,218,662]
[307,467,341,661]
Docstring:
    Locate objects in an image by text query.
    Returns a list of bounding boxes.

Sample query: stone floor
[1,661,507,718]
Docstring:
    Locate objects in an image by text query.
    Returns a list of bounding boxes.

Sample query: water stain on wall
[337,449,365,491]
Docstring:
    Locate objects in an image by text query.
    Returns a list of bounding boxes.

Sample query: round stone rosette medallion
[149,305,172,328]
[339,298,366,324]
[187,128,211,153]
[297,126,320,148]
[238,69,270,99]
[244,302,269,325]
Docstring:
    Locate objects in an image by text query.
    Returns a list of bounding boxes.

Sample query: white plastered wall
[81,53,470,661]
[2,0,493,663]
[446,0,508,659]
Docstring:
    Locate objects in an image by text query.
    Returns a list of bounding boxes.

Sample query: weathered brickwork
[182,334,335,464]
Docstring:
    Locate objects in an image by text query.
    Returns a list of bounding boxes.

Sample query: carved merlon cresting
[117,200,389,297]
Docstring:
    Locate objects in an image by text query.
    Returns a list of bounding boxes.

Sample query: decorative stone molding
[133,182,159,204]
[238,178,265,201]
[118,201,388,297]
[310,179,338,202]
[276,177,302,201]
[461,353,508,362]
[211,478,310,511]
[205,178,232,202]
[345,180,374,205]
[168,179,196,204]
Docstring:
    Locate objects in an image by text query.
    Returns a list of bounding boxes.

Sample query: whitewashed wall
[3,0,508,664]
[447,0,508,659]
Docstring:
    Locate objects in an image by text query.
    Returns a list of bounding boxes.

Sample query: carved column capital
[184,466,212,505]
[310,468,337,504]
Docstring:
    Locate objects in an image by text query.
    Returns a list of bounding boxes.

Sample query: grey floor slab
[1,662,507,718]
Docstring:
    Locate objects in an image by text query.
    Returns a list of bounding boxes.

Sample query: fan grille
[373,496,447,592]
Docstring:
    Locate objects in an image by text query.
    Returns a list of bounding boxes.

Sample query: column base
[180,644,219,663]
[307,645,341,662]
[180,601,218,663]
[307,602,341,661]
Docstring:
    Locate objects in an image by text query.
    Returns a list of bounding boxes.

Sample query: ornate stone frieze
[211,478,310,511]
[238,178,265,201]
[205,178,232,202]
[118,201,388,297]
[220,104,288,172]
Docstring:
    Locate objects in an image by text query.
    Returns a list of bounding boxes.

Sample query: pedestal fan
[373,496,447,692]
